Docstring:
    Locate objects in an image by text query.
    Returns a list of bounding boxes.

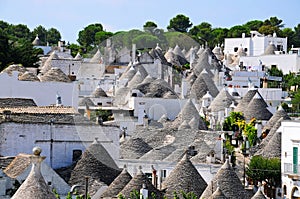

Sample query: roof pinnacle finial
[32,146,42,156]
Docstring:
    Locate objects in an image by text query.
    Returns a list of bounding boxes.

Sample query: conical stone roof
[251,117,284,156]
[200,70,219,97]
[92,86,107,98]
[69,139,120,186]
[32,35,41,46]
[255,119,282,158]
[257,131,281,158]
[139,145,176,161]
[119,67,136,81]
[173,45,185,58]
[118,167,162,199]
[139,75,156,85]
[74,52,82,60]
[99,166,132,198]
[11,147,56,199]
[178,120,191,130]
[262,105,290,132]
[208,187,228,199]
[235,89,258,113]
[127,71,143,88]
[264,43,276,55]
[200,159,249,199]
[194,50,213,77]
[197,47,205,55]
[79,97,94,107]
[120,138,153,159]
[208,88,236,112]
[134,64,148,79]
[40,51,58,74]
[190,140,214,164]
[189,117,199,129]
[136,78,177,98]
[251,188,267,199]
[161,154,207,198]
[163,148,186,162]
[2,64,27,76]
[90,49,103,63]
[190,70,219,100]
[39,67,71,82]
[244,93,272,120]
[18,71,40,81]
[158,114,168,123]
[114,87,131,106]
[173,99,207,130]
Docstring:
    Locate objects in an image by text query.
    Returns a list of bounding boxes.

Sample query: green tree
[32,25,47,45]
[143,21,158,34]
[77,23,103,48]
[291,24,300,47]
[10,39,42,68]
[0,30,42,70]
[7,24,31,41]
[68,43,83,57]
[227,25,250,38]
[0,29,10,68]
[264,17,284,28]
[189,22,213,47]
[244,20,264,31]
[222,111,244,132]
[258,17,284,36]
[292,90,300,112]
[246,155,281,186]
[258,25,280,36]
[0,20,9,30]
[132,33,160,49]
[281,28,295,48]
[267,66,283,88]
[47,28,61,45]
[167,14,193,33]
[95,31,113,45]
[210,28,228,47]
[164,31,198,50]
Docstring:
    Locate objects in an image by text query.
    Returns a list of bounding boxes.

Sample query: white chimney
[137,102,146,125]
[181,79,188,98]
[140,184,148,199]
[132,44,136,63]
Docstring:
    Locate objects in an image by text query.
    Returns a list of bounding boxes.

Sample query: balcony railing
[284,163,300,174]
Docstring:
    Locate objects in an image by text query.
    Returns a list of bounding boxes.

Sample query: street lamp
[242,136,250,188]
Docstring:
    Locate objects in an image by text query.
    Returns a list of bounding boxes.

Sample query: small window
[234,47,238,52]
[73,150,82,162]
[244,48,248,52]
[129,110,134,116]
[161,170,167,178]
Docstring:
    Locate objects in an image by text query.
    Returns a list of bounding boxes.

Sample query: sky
[0,0,299,44]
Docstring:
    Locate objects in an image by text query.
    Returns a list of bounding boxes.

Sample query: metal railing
[284,163,300,174]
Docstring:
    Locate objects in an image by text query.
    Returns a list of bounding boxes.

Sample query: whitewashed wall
[224,35,287,56]
[129,97,188,120]
[241,54,300,74]
[281,121,300,199]
[0,72,78,108]
[119,159,221,188]
[51,59,82,76]
[0,122,120,169]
